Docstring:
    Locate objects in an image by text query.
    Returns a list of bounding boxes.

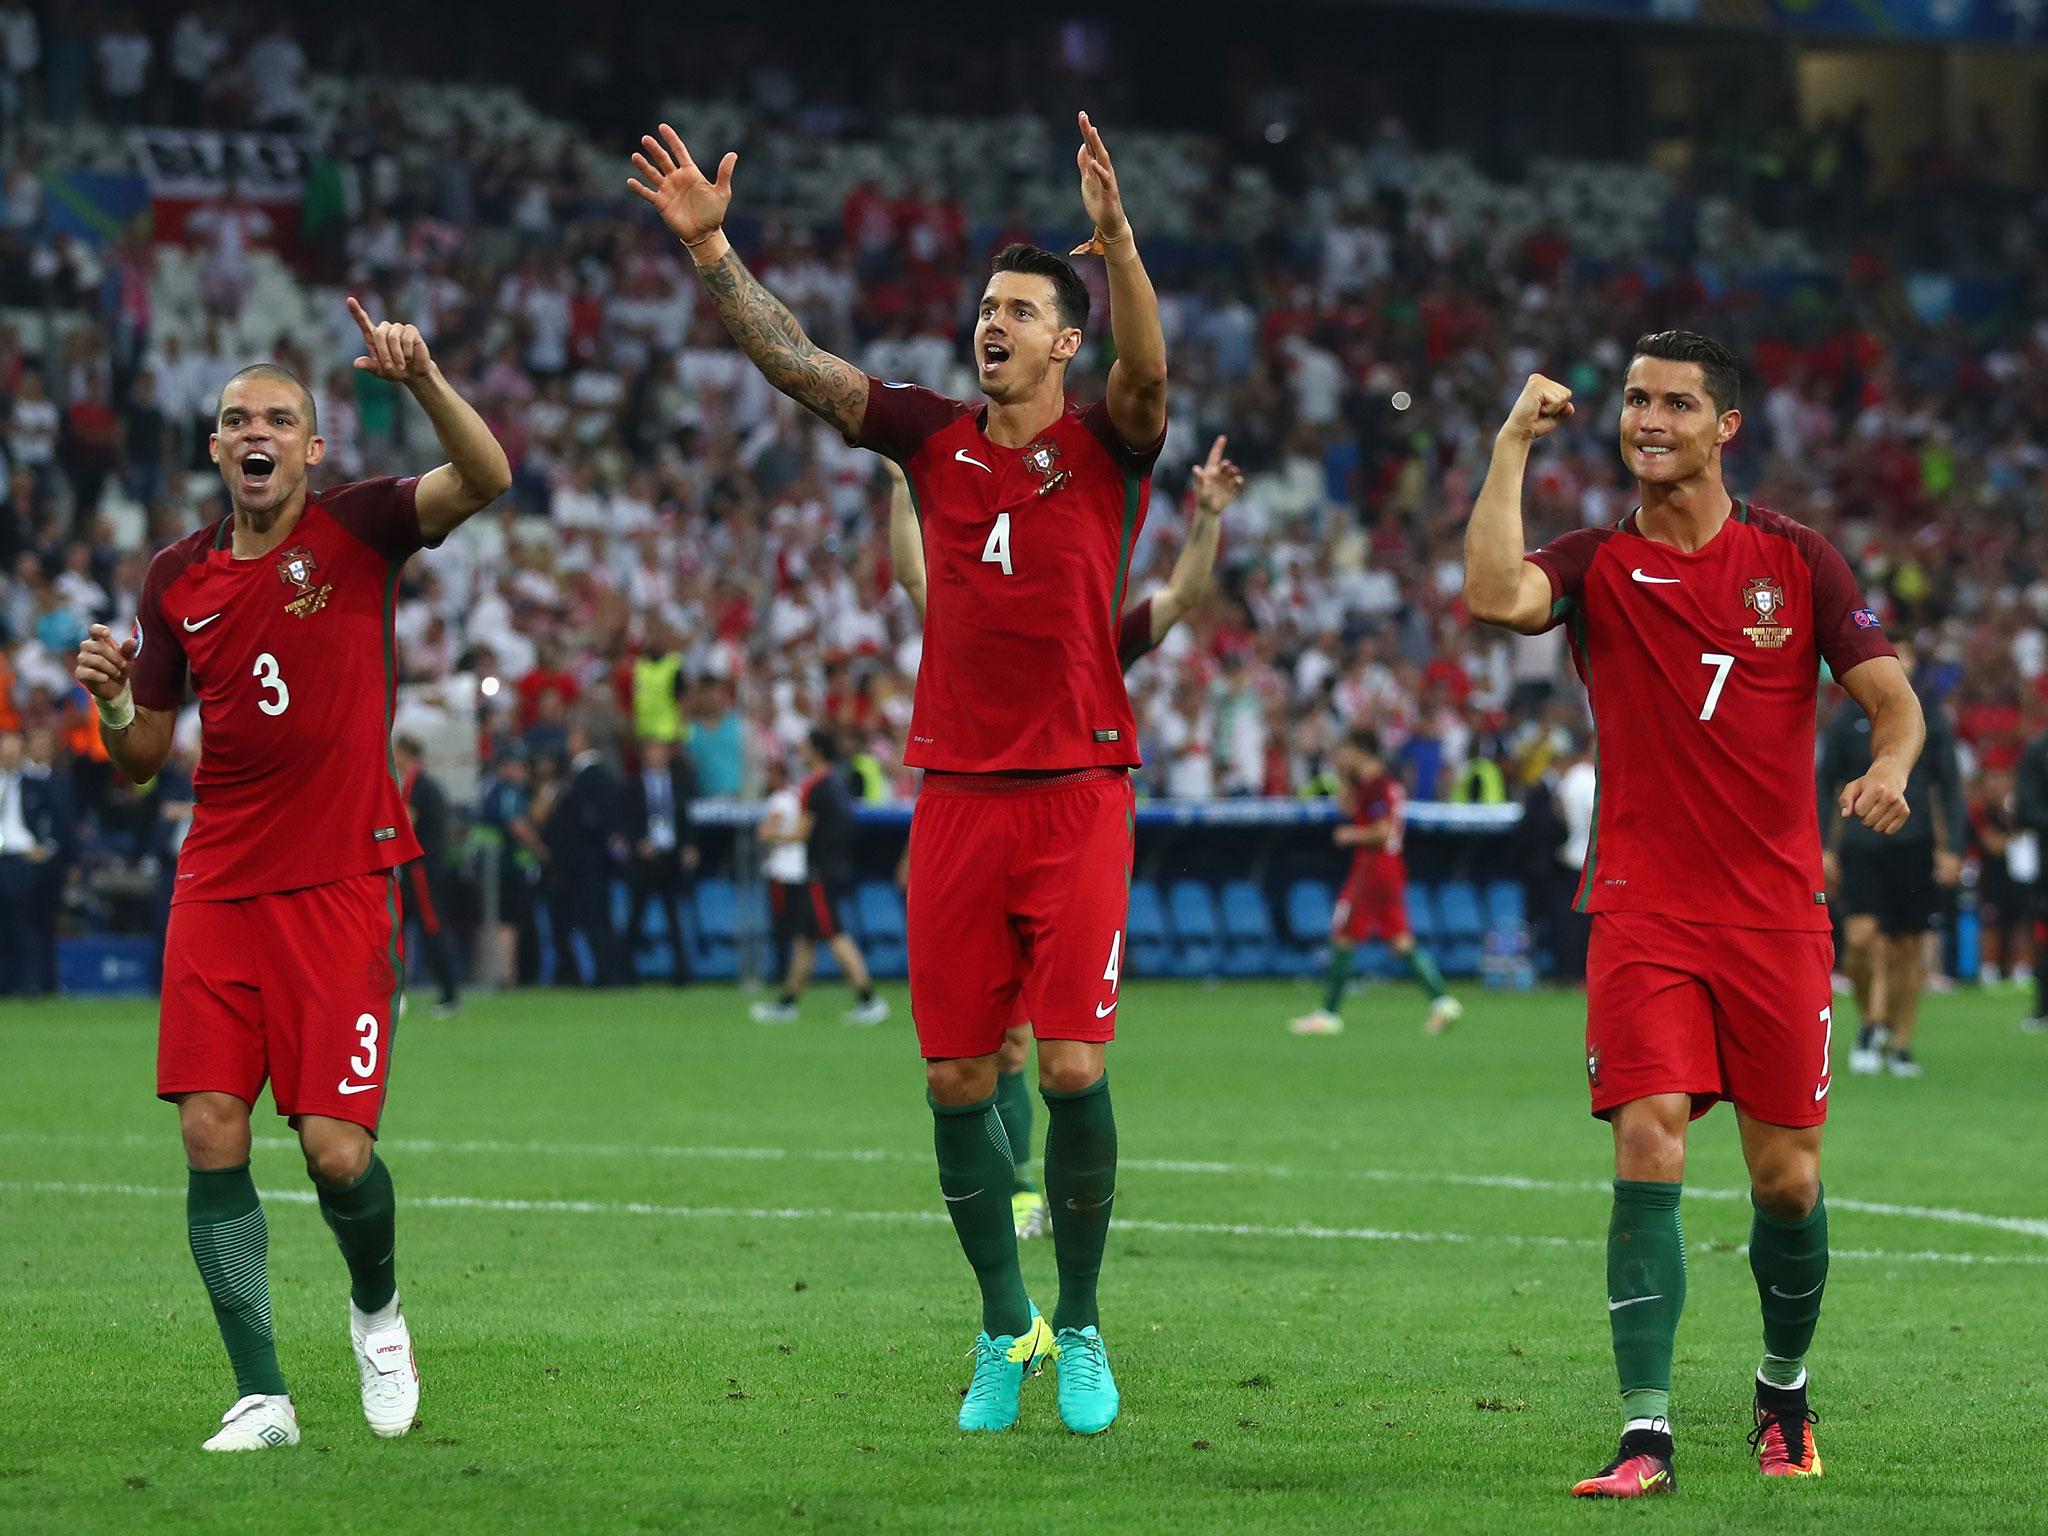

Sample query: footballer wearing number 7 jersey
[632,110,1166,1436]
[1464,331,1924,1499]
[72,300,511,1452]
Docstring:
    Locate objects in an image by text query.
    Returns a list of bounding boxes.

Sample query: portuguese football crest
[1741,577,1792,649]
[1022,439,1071,496]
[277,546,333,618]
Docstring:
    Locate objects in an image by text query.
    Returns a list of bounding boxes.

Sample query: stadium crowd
[2,0,2047,991]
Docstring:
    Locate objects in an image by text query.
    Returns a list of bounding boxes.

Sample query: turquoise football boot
[1052,1326,1119,1434]
[957,1307,1052,1433]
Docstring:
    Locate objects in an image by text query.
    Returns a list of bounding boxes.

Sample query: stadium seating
[1217,880,1279,976]
[1126,881,1174,977]
[1283,879,1335,976]
[1433,881,1486,978]
[855,881,909,979]
[1166,879,1225,978]
[693,878,741,980]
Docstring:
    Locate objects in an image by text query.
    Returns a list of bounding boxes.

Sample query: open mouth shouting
[981,339,1012,378]
[239,451,277,494]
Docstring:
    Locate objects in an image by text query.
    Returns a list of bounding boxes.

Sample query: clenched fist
[1499,373,1575,445]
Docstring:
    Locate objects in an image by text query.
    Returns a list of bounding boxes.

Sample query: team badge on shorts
[1741,577,1793,649]
[1023,439,1071,496]
[277,547,333,618]
[1586,1048,1601,1086]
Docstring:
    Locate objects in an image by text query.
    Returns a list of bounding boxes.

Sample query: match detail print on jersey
[1529,502,1895,932]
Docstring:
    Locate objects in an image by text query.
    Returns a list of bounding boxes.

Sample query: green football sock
[1750,1189,1827,1388]
[1404,945,1449,1001]
[993,1068,1036,1194]
[1321,944,1353,1015]
[1608,1179,1686,1428]
[1042,1072,1117,1334]
[316,1153,398,1313]
[931,1091,1032,1339]
[187,1164,288,1398]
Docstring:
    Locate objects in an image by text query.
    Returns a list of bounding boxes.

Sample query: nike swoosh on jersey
[1629,569,1680,585]
[336,1080,379,1095]
[882,381,914,389]
[1095,999,1117,1018]
[954,448,993,473]
[183,613,224,631]
[1607,1294,1663,1311]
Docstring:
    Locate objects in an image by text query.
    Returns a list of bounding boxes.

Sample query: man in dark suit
[544,719,630,987]
[0,730,48,995]
[625,736,698,983]
[394,734,462,1018]
[20,727,77,996]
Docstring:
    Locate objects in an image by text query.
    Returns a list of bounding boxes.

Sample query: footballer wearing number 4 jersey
[72,301,510,1453]
[633,110,1165,1436]
[1465,331,1924,1499]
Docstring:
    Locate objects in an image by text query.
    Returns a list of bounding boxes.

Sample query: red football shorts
[1333,863,1410,943]
[1585,911,1836,1128]
[907,768,1134,1059]
[158,871,406,1132]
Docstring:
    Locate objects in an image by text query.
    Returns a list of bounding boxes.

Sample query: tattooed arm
[629,123,868,438]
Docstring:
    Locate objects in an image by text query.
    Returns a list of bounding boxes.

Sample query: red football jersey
[1529,500,1894,931]
[1346,770,1406,886]
[132,478,433,903]
[1116,595,1154,673]
[856,380,1163,772]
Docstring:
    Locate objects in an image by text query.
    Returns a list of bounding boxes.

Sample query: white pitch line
[4,1180,2046,1268]
[4,1129,2043,1244]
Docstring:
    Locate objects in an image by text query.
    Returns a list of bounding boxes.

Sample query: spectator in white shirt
[95,11,151,124]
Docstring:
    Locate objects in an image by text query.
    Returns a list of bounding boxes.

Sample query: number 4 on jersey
[981,512,1013,576]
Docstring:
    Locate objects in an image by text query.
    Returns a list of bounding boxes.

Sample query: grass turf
[3,979,2044,1535]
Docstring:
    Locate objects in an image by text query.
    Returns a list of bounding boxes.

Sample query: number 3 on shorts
[351,1012,380,1078]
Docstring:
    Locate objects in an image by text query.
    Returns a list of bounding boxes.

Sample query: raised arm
[346,297,511,540]
[1149,435,1241,641]
[630,124,867,439]
[884,458,926,622]
[76,623,176,785]
[1071,113,1165,449]
[1465,374,1576,633]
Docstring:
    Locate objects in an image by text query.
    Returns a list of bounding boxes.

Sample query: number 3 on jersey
[981,512,1013,576]
[253,652,290,715]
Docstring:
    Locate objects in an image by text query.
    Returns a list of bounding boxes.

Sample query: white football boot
[202,1393,299,1452]
[351,1298,419,1438]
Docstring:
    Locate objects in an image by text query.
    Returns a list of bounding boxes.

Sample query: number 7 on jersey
[1698,652,1733,721]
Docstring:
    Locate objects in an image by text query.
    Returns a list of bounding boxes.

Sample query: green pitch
[4,981,2043,1535]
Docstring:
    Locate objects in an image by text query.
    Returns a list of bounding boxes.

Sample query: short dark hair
[1631,331,1740,414]
[1347,727,1382,758]
[807,727,840,763]
[989,244,1090,333]
[217,363,318,433]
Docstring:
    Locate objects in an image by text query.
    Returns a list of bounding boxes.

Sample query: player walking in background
[393,733,463,1020]
[1464,332,1923,1497]
[751,728,890,1026]
[1287,728,1460,1038]
[72,299,511,1451]
[885,436,1243,1239]
[1819,637,1966,1077]
[633,110,1166,1434]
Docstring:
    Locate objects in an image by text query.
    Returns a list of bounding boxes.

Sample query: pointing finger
[346,295,376,340]
[1205,435,1227,472]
